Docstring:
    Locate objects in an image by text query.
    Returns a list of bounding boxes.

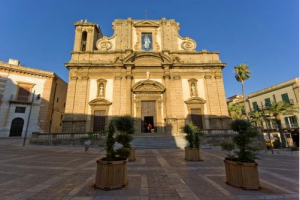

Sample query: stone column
[125,65,133,115]
[163,65,172,134]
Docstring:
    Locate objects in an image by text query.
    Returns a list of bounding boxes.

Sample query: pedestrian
[147,124,152,133]
[84,139,91,152]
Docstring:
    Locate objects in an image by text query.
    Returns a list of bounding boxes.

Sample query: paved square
[0,139,298,200]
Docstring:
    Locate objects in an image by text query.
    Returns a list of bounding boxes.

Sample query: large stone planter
[185,147,201,161]
[94,158,127,190]
[128,147,136,162]
[224,159,260,190]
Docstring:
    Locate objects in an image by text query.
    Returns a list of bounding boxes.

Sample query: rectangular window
[15,106,26,113]
[191,109,203,129]
[252,101,258,111]
[264,98,271,107]
[284,116,298,128]
[57,98,59,103]
[93,110,106,132]
[141,33,153,51]
[281,93,290,104]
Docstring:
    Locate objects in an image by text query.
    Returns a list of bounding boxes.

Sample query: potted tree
[183,123,203,161]
[220,120,260,190]
[114,116,136,162]
[94,121,130,190]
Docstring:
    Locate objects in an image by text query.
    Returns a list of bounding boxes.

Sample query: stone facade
[0,59,68,137]
[63,18,230,135]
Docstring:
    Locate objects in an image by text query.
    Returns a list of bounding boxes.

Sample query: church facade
[62,18,230,135]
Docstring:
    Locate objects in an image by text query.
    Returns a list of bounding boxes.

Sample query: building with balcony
[227,78,299,146]
[0,59,68,137]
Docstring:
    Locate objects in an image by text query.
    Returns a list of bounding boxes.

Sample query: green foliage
[113,115,135,135]
[220,120,259,163]
[182,123,203,148]
[220,141,235,158]
[273,140,282,149]
[115,134,133,148]
[234,64,251,83]
[105,122,116,161]
[250,111,264,127]
[228,104,245,120]
[115,148,130,159]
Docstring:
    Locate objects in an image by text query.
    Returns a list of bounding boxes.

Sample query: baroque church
[62,18,230,135]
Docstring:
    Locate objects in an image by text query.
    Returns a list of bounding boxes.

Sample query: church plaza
[0,139,298,200]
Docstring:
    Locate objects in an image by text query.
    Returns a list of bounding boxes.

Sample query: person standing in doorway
[147,123,152,133]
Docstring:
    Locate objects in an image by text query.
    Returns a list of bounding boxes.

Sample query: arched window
[9,118,24,137]
[81,31,87,51]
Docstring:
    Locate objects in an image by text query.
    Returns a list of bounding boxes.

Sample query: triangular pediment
[133,20,160,27]
[184,97,206,105]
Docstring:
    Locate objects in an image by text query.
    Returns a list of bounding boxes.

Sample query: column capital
[126,75,134,79]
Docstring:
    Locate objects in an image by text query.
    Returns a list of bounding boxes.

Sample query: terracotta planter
[94,158,127,190]
[185,147,201,161]
[224,159,260,190]
[128,147,136,162]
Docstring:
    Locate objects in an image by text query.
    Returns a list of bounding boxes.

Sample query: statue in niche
[147,71,150,80]
[191,83,196,97]
[99,83,104,97]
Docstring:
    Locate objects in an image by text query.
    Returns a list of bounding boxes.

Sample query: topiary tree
[221,120,259,163]
[113,116,135,158]
[182,123,203,148]
[105,121,116,161]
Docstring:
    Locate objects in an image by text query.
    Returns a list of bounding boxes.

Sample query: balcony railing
[9,94,32,103]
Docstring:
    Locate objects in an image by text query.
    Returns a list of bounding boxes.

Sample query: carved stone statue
[99,84,104,96]
[147,71,150,80]
[191,83,196,97]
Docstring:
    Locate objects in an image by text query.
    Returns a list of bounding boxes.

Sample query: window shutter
[281,93,290,104]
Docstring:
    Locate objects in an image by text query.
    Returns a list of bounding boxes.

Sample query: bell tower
[73,19,102,52]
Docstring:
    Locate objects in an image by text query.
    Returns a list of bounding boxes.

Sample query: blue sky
[0,0,298,98]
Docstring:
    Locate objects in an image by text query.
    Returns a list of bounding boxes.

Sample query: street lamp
[23,91,40,146]
[260,102,274,154]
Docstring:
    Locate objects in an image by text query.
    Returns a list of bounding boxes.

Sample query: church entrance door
[141,101,156,133]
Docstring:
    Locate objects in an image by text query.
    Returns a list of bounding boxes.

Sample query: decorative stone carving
[89,98,112,107]
[181,37,197,51]
[188,78,198,97]
[96,36,113,51]
[132,80,165,94]
[184,97,206,105]
[97,78,107,98]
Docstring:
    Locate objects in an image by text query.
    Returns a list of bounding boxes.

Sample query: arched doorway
[9,118,24,137]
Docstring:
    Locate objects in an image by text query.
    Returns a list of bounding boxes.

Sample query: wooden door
[191,109,203,129]
[93,110,106,132]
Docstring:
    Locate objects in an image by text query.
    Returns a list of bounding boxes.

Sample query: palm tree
[266,101,299,148]
[250,111,264,127]
[228,104,245,120]
[234,64,251,119]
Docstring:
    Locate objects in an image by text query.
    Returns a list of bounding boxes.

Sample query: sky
[0,0,299,98]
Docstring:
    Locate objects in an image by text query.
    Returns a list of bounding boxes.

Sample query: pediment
[123,52,172,66]
[89,98,112,106]
[133,20,160,27]
[184,97,206,104]
[132,80,165,94]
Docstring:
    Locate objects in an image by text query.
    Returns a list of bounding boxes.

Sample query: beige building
[227,78,299,146]
[63,18,230,135]
[0,59,68,137]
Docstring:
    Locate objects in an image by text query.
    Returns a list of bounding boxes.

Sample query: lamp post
[260,102,274,154]
[23,91,40,146]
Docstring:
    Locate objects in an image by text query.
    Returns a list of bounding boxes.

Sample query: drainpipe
[48,82,58,133]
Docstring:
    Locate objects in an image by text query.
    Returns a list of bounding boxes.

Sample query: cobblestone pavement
[0,139,298,200]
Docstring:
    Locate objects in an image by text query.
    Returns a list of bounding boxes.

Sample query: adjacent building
[227,78,299,146]
[0,59,68,137]
[62,18,230,135]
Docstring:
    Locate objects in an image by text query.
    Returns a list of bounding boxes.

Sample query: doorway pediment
[132,80,165,94]
[184,97,206,104]
[89,98,112,107]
